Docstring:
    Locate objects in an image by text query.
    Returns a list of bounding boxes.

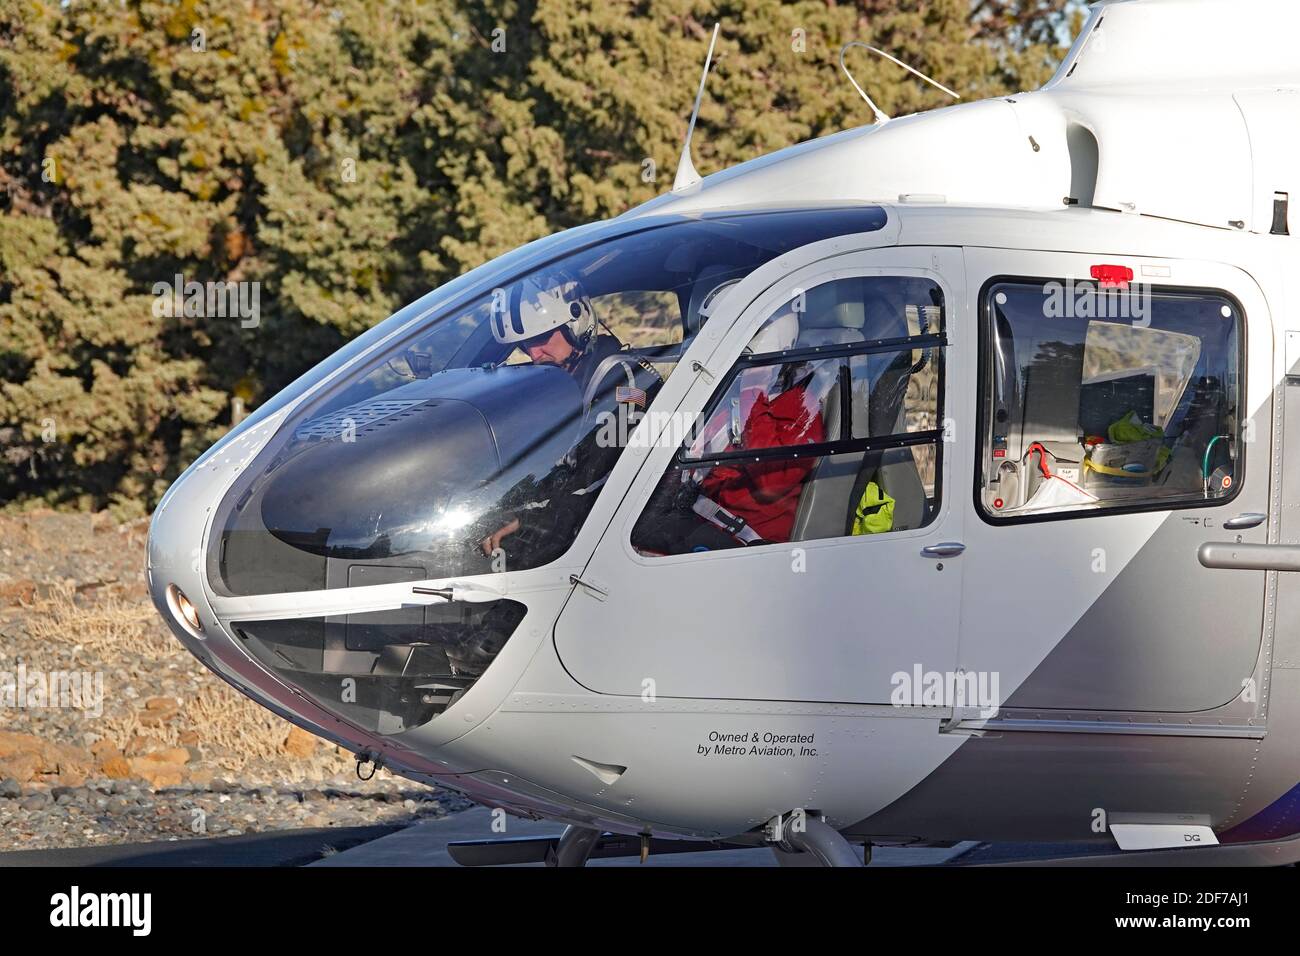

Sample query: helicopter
[147,0,1300,865]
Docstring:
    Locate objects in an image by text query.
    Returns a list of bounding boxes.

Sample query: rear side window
[979,279,1242,520]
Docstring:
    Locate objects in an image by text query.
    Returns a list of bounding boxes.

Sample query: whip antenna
[838,41,960,125]
[673,23,721,192]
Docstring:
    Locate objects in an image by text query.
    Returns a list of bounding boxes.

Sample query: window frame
[973,274,1248,527]
[675,332,947,468]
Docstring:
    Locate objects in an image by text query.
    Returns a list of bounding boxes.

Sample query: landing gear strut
[768,812,867,867]
[545,825,601,867]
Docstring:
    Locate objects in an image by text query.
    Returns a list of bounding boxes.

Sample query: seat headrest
[686,265,745,335]
[802,280,866,331]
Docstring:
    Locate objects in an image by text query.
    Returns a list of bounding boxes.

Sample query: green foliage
[0,0,1068,511]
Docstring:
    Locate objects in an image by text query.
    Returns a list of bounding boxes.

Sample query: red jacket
[698,384,824,542]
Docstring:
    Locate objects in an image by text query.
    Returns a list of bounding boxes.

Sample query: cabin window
[631,276,945,555]
[978,280,1242,520]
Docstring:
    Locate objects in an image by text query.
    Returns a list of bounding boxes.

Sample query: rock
[128,756,185,790]
[89,739,120,759]
[149,748,190,766]
[124,735,164,756]
[0,731,93,784]
[0,578,36,606]
[282,726,318,758]
[0,753,40,785]
[137,697,179,727]
[187,768,213,789]
[41,766,88,788]
[99,755,132,780]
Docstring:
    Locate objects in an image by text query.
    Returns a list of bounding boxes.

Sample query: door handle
[1221,512,1267,531]
[921,542,966,558]
[1199,542,1300,571]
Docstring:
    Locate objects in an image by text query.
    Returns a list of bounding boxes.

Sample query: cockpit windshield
[208,206,888,596]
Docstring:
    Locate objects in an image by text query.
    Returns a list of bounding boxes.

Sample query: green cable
[1202,435,1229,480]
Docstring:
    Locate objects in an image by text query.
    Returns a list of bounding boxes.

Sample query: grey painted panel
[850,731,1259,843]
[1003,510,1266,712]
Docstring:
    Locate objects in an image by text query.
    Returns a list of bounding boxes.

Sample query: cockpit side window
[978,280,1242,520]
[631,275,946,556]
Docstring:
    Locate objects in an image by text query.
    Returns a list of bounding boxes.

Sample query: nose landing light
[165,584,204,638]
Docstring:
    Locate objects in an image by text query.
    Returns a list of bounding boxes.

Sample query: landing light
[166,584,204,638]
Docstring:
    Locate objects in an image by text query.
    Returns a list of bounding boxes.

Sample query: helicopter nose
[147,410,291,660]
[146,396,537,741]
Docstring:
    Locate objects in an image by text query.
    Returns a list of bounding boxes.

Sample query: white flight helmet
[493,269,597,349]
[746,308,800,355]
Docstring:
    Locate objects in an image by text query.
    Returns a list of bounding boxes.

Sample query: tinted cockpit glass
[208,207,888,595]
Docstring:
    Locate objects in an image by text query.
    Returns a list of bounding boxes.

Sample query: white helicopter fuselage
[146,0,1300,859]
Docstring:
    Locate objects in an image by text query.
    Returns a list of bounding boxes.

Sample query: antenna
[673,22,721,193]
[838,41,960,125]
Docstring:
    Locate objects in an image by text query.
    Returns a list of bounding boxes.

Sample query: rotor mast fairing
[637,0,1300,239]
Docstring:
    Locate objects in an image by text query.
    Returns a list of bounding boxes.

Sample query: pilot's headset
[495,269,597,353]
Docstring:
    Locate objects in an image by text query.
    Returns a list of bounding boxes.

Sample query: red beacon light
[1090,264,1134,289]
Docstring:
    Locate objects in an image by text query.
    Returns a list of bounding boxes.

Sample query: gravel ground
[0,509,475,853]
[0,776,474,853]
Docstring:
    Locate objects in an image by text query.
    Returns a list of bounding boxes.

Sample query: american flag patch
[615,386,646,408]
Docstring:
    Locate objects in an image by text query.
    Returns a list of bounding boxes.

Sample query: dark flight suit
[492,334,663,567]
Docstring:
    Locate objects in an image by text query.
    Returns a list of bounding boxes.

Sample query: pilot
[489,269,623,396]
[479,270,662,561]
[635,309,825,552]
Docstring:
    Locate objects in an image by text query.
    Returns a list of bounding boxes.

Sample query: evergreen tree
[0,0,1069,513]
